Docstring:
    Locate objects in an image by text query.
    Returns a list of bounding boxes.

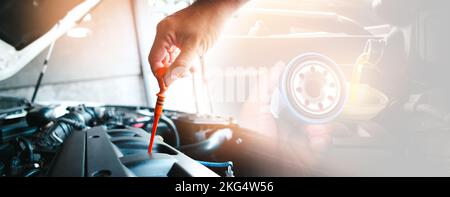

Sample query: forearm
[193,0,249,18]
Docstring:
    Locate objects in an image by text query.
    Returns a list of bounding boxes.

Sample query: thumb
[164,44,198,86]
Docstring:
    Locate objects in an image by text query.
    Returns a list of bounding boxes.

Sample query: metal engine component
[271,53,348,124]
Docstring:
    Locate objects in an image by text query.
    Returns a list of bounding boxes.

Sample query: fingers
[164,42,199,86]
[149,19,200,87]
[168,46,180,65]
[148,30,172,75]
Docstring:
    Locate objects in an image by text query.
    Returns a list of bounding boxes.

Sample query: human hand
[148,0,248,87]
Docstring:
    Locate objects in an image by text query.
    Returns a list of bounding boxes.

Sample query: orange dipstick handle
[148,67,169,154]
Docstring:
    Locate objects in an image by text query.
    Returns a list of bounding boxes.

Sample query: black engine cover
[48,126,218,177]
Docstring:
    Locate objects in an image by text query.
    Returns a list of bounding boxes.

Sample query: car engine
[2,0,450,180]
[0,97,240,177]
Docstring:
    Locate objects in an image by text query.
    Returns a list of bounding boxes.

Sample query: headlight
[271,53,348,124]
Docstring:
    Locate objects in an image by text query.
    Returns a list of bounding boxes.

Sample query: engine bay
[1,0,450,179]
[0,97,244,177]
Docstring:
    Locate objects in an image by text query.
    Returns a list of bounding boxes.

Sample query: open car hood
[0,0,101,81]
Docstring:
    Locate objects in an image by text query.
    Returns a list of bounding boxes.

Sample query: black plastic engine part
[0,96,30,113]
[48,126,218,177]
[26,106,55,127]
[180,128,232,158]
[101,106,180,148]
[0,118,36,145]
[37,105,96,149]
[0,160,4,176]
[0,96,35,144]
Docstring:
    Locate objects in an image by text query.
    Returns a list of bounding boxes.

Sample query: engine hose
[58,118,87,130]
[16,137,34,163]
[38,106,96,148]
[197,161,233,168]
[24,169,40,177]
[197,160,234,177]
[180,128,232,157]
[159,115,180,149]
[134,114,180,149]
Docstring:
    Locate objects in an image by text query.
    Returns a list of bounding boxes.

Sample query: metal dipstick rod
[31,41,56,103]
